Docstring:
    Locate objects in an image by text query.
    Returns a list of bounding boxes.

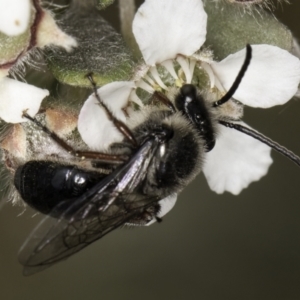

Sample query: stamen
[137,80,155,94]
[201,62,215,89]
[144,74,156,86]
[175,79,183,87]
[177,56,192,84]
[189,59,196,82]
[130,90,144,107]
[161,60,178,80]
[149,67,168,90]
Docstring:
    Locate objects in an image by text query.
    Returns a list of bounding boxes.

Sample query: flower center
[131,56,200,106]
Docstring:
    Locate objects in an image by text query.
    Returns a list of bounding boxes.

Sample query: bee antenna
[213,44,252,107]
[219,120,300,167]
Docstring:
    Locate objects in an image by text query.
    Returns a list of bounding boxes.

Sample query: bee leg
[152,91,176,113]
[22,112,128,163]
[155,216,163,223]
[86,73,138,148]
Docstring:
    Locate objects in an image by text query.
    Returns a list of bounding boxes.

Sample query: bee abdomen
[14,161,103,215]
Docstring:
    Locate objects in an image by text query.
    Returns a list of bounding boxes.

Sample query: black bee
[13,45,300,275]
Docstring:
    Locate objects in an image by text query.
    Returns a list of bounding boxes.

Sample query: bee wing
[19,139,159,276]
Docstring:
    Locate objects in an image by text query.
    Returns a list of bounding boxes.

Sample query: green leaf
[204,2,293,60]
[44,7,136,87]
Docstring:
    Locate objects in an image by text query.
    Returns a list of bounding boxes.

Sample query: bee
[8,45,300,275]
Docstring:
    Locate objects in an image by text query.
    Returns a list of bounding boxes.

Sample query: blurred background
[1,1,300,299]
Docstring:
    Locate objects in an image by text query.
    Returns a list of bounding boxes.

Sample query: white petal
[203,122,273,195]
[146,194,178,226]
[0,0,30,36]
[211,45,300,108]
[0,78,49,123]
[0,69,9,80]
[132,0,207,66]
[78,81,135,151]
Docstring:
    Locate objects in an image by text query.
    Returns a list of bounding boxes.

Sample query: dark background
[1,1,300,299]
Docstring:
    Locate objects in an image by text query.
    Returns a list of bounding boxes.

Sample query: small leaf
[204,1,293,60]
[44,7,136,87]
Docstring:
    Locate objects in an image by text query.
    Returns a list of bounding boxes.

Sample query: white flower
[78,0,300,198]
[0,0,77,124]
[79,0,208,150]
[0,0,47,123]
[0,78,49,123]
[0,0,31,36]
